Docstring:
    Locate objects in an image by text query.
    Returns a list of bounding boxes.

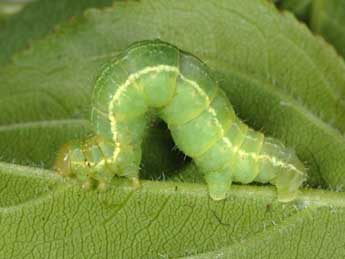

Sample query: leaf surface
[1,162,345,258]
[2,0,345,257]
[0,0,115,65]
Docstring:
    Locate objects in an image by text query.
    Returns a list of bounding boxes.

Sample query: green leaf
[311,0,345,58]
[1,162,345,258]
[2,0,345,256]
[0,0,115,65]
[1,0,345,187]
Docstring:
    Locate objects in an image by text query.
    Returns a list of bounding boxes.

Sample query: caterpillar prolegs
[55,40,306,202]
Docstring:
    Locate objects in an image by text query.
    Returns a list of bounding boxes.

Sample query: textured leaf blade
[185,202,345,258]
[0,0,117,65]
[1,162,345,258]
[0,162,59,207]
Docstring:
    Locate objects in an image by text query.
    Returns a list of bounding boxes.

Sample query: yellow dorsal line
[108,65,303,176]
[109,65,178,161]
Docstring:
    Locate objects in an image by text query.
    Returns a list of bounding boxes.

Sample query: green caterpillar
[55,40,306,202]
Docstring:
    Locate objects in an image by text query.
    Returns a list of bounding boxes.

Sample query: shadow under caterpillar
[55,40,306,202]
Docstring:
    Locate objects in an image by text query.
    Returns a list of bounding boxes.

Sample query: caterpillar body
[55,40,306,202]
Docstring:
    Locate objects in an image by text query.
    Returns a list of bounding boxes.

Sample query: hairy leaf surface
[0,162,344,258]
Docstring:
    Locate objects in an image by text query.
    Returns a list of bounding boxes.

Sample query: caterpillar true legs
[55,40,306,202]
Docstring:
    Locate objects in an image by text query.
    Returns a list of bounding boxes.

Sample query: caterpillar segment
[55,40,306,202]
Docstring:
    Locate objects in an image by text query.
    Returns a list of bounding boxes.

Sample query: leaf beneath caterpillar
[1,0,345,188]
[1,162,345,258]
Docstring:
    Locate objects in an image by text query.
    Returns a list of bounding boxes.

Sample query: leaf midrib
[1,162,345,209]
[0,119,90,132]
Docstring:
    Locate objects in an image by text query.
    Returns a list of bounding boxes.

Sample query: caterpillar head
[54,136,116,190]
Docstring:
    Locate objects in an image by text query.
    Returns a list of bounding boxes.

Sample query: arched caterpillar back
[55,40,306,202]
